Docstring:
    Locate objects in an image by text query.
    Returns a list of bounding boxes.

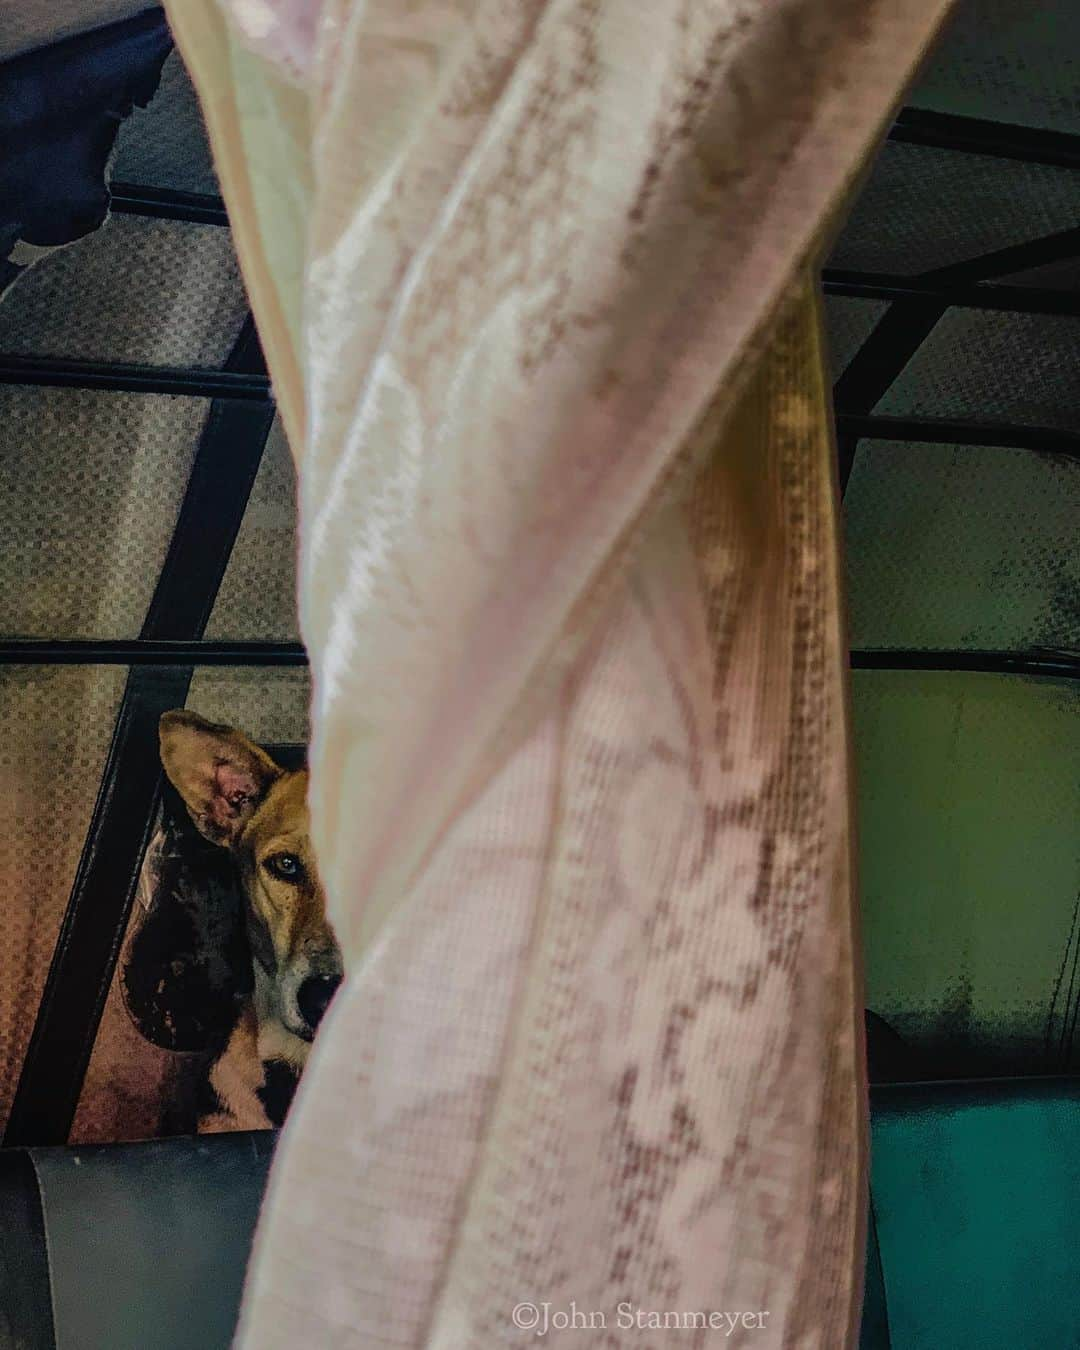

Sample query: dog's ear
[159,710,281,847]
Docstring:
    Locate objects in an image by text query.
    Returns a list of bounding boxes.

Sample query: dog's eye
[266,852,302,881]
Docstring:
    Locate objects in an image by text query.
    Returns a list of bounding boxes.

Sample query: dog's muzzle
[296,973,342,1035]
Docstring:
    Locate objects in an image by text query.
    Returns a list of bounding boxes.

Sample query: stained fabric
[0,9,172,291]
[166,2,956,1346]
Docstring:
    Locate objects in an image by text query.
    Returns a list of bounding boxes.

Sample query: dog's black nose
[297,974,341,1031]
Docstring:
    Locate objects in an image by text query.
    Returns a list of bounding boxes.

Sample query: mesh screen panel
[878,309,1080,429]
[0,664,127,1130]
[827,142,1080,275]
[846,441,1080,652]
[0,1,149,59]
[205,421,301,643]
[855,669,1080,1079]
[822,295,890,380]
[0,388,208,639]
[185,668,310,745]
[908,0,1080,136]
[0,216,246,368]
[111,51,218,195]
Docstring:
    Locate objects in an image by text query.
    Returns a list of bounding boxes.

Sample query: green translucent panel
[853,670,1080,1077]
[907,0,1080,136]
[823,295,889,379]
[845,441,1080,652]
[827,141,1080,275]
[879,310,1080,432]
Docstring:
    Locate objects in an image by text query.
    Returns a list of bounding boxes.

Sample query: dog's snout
[296,973,341,1032]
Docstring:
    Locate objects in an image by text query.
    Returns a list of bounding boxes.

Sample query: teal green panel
[32,1132,274,1350]
[853,671,1080,1077]
[870,1082,1080,1349]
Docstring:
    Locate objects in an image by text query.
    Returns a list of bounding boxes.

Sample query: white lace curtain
[166,3,955,1345]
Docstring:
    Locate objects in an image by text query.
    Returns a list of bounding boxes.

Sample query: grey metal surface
[31,1132,274,1350]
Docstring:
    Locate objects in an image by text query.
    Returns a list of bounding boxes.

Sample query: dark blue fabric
[0,8,172,281]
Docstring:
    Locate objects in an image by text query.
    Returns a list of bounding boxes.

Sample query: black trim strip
[0,1151,56,1349]
[862,1202,892,1350]
[836,413,1080,460]
[109,182,228,227]
[16,644,1074,679]
[823,270,1080,318]
[0,355,271,401]
[829,225,1080,494]
[871,1072,1080,1096]
[925,224,1080,287]
[850,649,1080,680]
[3,321,278,1148]
[832,301,946,492]
[0,641,307,666]
[3,668,193,1148]
[890,107,1080,173]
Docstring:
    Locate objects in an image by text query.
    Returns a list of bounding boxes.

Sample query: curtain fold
[165,2,955,1345]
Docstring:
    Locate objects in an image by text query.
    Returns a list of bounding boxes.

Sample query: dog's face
[159,710,342,1046]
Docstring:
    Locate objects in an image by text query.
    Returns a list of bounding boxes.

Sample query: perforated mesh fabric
[185,668,310,745]
[0,215,246,368]
[907,0,1080,136]
[0,665,127,1131]
[845,441,1080,651]
[205,421,301,643]
[0,388,209,639]
[822,295,890,379]
[111,51,218,195]
[878,310,1080,430]
[854,670,1080,1078]
[827,143,1080,275]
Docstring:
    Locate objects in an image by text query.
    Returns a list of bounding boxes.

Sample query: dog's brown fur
[159,710,342,1128]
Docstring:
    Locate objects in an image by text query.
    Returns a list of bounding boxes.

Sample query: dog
[150,709,343,1131]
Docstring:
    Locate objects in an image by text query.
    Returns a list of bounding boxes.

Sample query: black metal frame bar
[832,107,1080,493]
[851,650,1080,680]
[889,107,1080,173]
[836,413,1080,461]
[0,354,271,401]
[109,182,228,227]
[927,224,1080,287]
[823,269,1080,318]
[4,321,279,1148]
[0,641,307,666]
[11,638,1070,683]
[833,299,946,491]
